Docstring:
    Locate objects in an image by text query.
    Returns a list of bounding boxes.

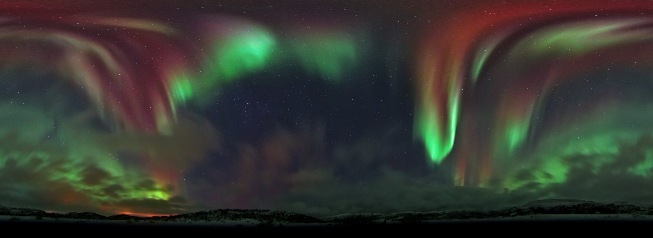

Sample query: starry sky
[3,0,653,217]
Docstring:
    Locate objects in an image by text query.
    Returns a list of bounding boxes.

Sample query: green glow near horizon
[0,104,173,212]
[502,104,653,190]
[0,142,172,204]
[629,151,653,177]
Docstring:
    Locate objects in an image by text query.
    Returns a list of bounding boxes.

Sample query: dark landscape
[3,199,653,228]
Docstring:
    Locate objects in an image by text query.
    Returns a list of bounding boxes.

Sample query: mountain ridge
[3,199,653,226]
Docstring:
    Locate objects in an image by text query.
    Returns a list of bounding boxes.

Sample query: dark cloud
[102,184,124,199]
[240,134,653,217]
[266,167,540,217]
[8,118,653,218]
[81,165,111,185]
[185,124,329,209]
[110,196,207,215]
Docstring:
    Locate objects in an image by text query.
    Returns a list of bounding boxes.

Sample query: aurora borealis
[4,0,653,217]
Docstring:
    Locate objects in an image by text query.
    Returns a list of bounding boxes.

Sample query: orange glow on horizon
[118,211,177,217]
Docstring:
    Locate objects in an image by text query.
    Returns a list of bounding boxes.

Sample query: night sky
[2,0,653,217]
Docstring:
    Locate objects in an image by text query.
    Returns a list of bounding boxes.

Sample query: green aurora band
[170,25,277,106]
[451,18,653,187]
[492,19,653,159]
[0,14,368,215]
[289,31,360,83]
